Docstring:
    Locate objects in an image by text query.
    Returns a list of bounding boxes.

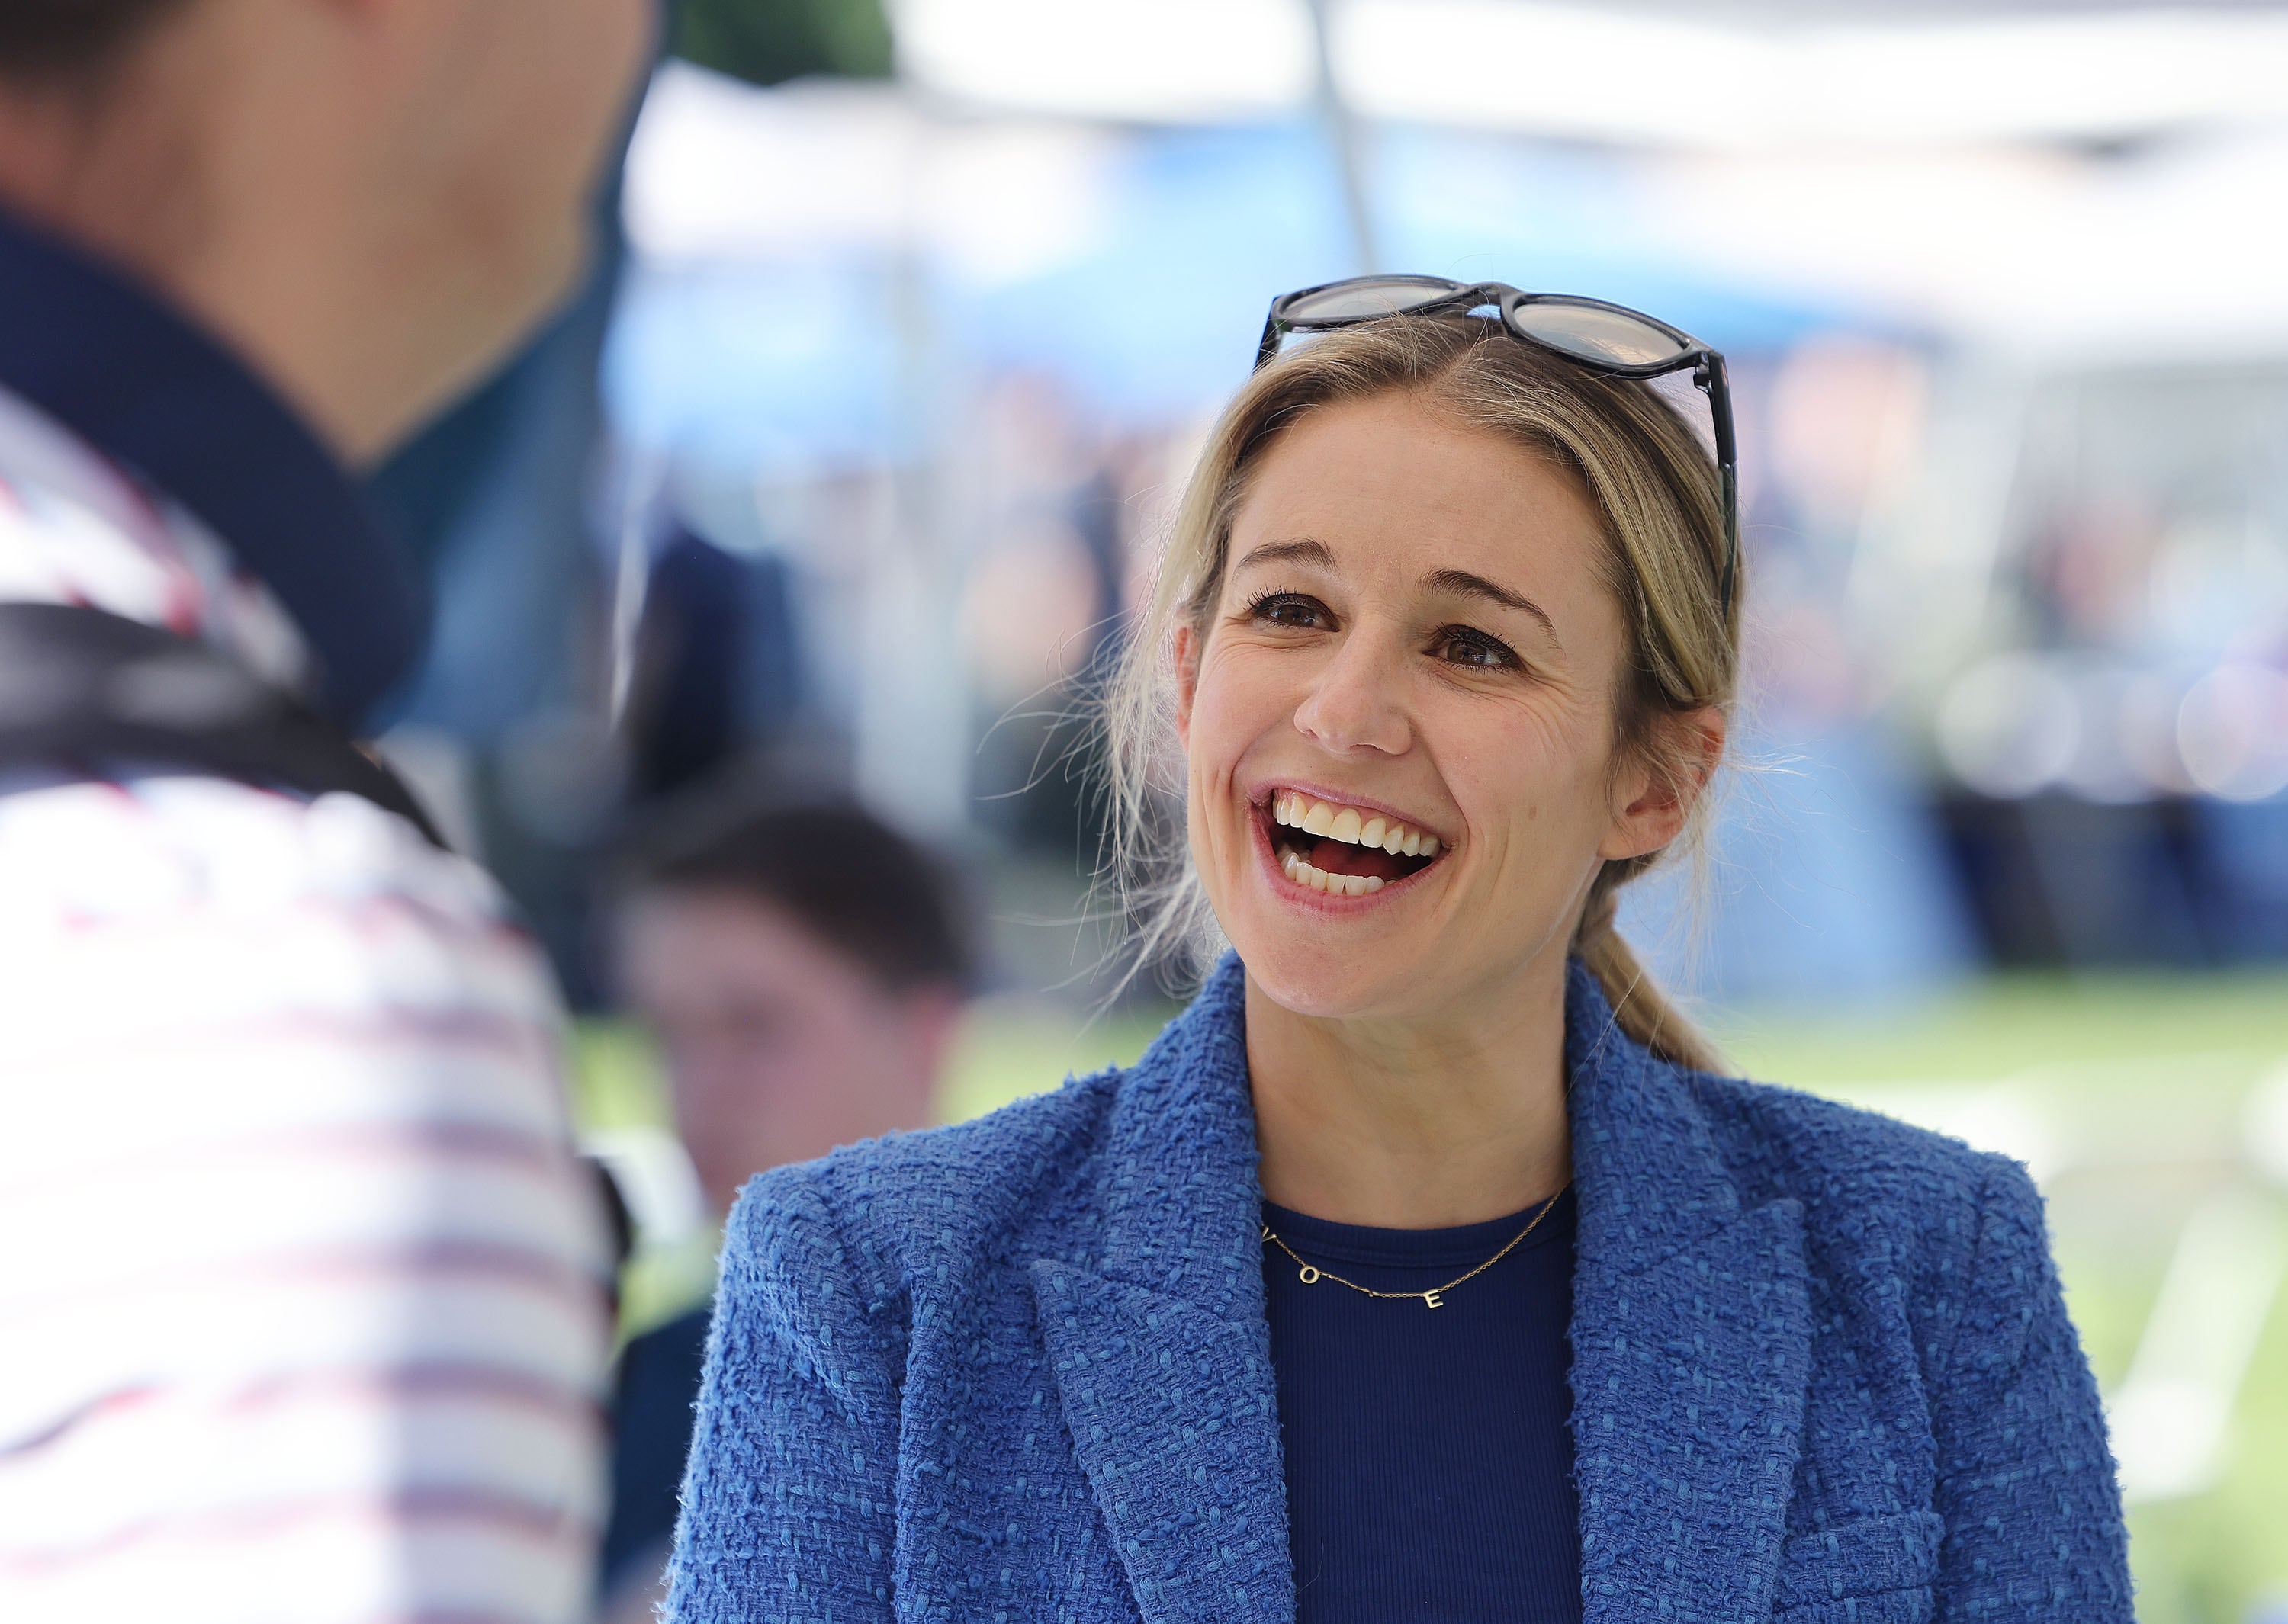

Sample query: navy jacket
[667,957,2131,1622]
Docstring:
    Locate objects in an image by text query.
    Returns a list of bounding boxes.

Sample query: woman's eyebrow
[1423,567,1559,642]
[1232,538,1336,573]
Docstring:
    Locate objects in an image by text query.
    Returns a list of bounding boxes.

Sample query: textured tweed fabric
[667,955,2132,1623]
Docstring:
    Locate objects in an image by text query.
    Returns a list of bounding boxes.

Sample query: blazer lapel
[1565,966,1813,1623]
[1033,1263,1293,1622]
[1031,956,1296,1624]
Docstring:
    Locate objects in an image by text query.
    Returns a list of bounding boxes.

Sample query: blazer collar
[1081,952,1757,1306]
[1095,951,1265,1317]
[1040,954,1811,1623]
[1033,954,1289,1622]
[1562,964,1814,1622]
[1563,959,1747,1275]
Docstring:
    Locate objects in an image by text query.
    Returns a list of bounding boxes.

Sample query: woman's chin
[1225,881,1557,1026]
[1229,927,1420,1022]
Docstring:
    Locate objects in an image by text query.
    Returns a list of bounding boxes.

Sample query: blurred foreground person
[0,3,649,1621]
[669,284,2131,1621]
[599,800,972,1617]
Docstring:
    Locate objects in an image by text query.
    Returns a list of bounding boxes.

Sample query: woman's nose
[1293,633,1412,757]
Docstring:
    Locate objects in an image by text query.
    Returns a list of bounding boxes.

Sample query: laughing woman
[665,283,2132,1623]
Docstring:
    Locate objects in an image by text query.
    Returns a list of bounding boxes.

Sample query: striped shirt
[0,213,609,1624]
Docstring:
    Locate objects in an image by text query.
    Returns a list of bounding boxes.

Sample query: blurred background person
[0,2,650,1621]
[596,795,973,1617]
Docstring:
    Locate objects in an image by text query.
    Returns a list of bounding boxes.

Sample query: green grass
[574,967,2288,1623]
[1719,973,2288,1624]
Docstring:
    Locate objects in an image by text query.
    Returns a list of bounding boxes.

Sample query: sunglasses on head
[1255,274,1739,616]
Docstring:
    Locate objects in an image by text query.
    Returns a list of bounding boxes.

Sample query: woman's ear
[1172,623,1200,749]
[1599,706,1726,862]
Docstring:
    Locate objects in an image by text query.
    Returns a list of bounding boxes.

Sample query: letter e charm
[1423,1289,1444,1309]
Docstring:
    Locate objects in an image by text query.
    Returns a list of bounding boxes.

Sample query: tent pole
[1304,0,1379,274]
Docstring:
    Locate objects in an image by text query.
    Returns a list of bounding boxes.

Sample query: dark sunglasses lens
[1282,278,1458,326]
[1513,301,1692,369]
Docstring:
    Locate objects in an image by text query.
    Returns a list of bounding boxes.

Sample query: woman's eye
[1249,592,1328,630]
[1434,628,1519,670]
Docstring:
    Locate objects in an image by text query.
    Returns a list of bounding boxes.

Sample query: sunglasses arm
[1695,353,1740,615]
[1255,316,1287,371]
[1694,354,1735,466]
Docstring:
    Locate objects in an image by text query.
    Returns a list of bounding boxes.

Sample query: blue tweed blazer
[667,957,2132,1622]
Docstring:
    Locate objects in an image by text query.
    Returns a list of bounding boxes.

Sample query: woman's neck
[1244,955,1573,1229]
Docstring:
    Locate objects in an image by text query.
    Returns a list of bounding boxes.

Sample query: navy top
[1262,1187,1581,1623]
[0,206,423,724]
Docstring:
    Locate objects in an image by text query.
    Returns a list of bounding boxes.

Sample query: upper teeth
[1271,793,1441,859]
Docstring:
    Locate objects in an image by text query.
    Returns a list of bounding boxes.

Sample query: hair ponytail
[1571,868,1725,1075]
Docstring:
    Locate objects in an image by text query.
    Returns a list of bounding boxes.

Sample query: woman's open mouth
[1263,791,1444,897]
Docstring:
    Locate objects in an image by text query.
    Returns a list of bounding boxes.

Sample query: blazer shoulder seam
[1931,1151,2042,1388]
[795,1156,914,1374]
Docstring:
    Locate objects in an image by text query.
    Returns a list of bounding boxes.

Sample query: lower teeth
[1281,849,1385,897]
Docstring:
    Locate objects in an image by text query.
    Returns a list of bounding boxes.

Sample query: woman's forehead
[1229,395,1608,595]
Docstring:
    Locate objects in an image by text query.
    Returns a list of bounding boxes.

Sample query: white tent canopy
[892,0,2288,150]
[628,37,2288,364]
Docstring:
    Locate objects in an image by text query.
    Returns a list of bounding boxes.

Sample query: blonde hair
[1104,314,1742,1070]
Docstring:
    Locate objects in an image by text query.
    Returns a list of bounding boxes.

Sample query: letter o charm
[1297,1266,1320,1285]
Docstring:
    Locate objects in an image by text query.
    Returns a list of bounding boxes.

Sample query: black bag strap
[0,601,445,849]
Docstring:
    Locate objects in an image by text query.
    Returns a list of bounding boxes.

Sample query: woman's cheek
[1182,670,1248,864]
[1191,646,1283,772]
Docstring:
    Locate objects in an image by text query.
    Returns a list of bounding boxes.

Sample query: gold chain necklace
[1259,1184,1567,1310]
